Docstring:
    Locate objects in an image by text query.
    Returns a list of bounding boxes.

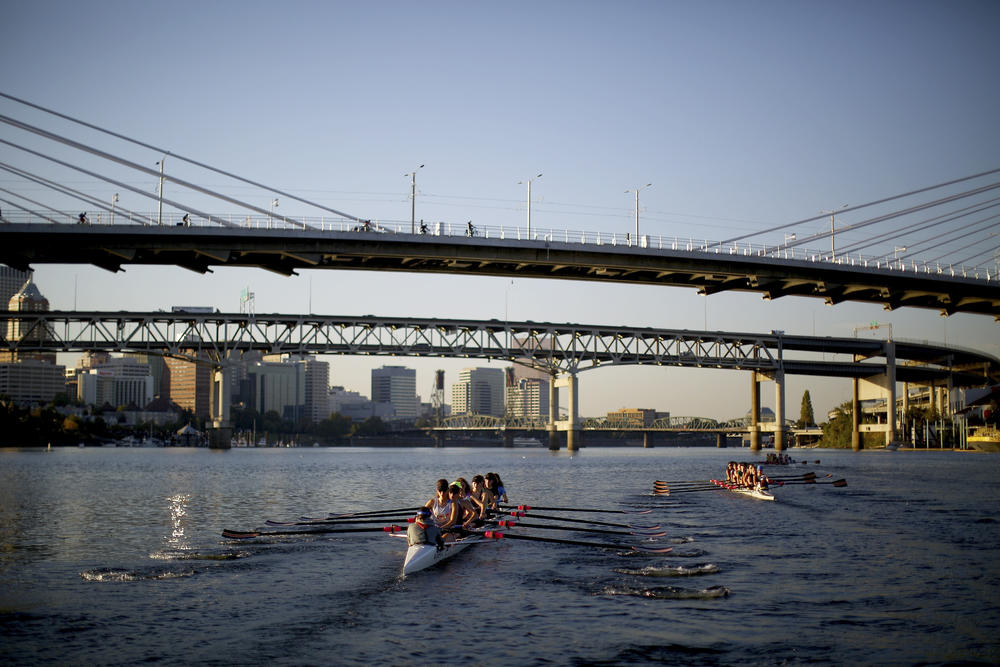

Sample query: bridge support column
[885,341,897,446]
[565,372,580,451]
[749,371,761,452]
[773,369,785,452]
[716,433,726,448]
[852,376,861,451]
[902,382,910,446]
[208,364,232,450]
[643,432,654,448]
[548,371,560,450]
[503,432,514,448]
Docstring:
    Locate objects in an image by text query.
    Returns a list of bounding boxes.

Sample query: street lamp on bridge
[821,203,849,260]
[406,164,424,234]
[625,183,652,241]
[518,173,543,239]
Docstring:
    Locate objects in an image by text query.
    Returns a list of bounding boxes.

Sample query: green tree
[799,390,815,427]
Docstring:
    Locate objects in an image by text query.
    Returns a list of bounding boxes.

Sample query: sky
[2,0,998,421]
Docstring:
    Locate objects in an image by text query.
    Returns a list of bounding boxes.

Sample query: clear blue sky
[2,1,998,420]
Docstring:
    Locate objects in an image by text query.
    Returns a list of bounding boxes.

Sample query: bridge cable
[0,91,363,223]
[0,137,240,229]
[0,162,157,225]
[0,114,305,229]
[712,167,1000,248]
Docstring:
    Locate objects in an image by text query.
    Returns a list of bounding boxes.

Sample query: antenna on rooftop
[240,286,255,315]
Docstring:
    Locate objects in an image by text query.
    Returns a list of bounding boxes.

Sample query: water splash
[80,567,196,582]
[602,584,730,599]
[612,563,720,577]
[149,550,250,561]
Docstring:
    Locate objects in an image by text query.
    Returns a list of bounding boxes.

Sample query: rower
[471,475,496,513]
[450,482,478,529]
[407,507,445,550]
[487,472,508,504]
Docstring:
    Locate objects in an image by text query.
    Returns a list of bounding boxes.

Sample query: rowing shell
[402,531,485,575]
[727,486,775,502]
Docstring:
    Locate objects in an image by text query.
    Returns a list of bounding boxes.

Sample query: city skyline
[2,1,998,421]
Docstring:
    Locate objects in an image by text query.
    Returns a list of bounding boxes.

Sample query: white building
[77,357,155,408]
[507,377,549,419]
[451,367,505,416]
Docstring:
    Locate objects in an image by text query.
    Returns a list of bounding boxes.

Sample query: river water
[1,445,997,666]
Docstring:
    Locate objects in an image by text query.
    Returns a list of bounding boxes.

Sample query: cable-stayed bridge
[0,92,999,318]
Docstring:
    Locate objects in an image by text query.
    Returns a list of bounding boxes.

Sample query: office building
[246,360,306,422]
[0,359,66,405]
[77,357,155,408]
[164,354,212,419]
[507,377,549,419]
[451,367,505,416]
[2,277,56,365]
[371,365,418,421]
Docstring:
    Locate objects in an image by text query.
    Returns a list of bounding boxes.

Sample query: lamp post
[269,198,278,227]
[407,165,424,234]
[156,155,166,225]
[111,193,118,226]
[518,173,543,239]
[625,183,652,240]
[821,204,848,260]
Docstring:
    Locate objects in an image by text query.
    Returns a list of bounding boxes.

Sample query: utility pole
[156,155,166,225]
[625,183,652,240]
[519,173,542,238]
[407,164,424,234]
[822,204,848,260]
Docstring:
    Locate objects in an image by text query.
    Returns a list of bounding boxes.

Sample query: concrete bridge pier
[716,432,726,448]
[773,368,785,452]
[503,432,514,448]
[563,372,580,451]
[548,371,560,450]
[643,432,654,448]
[852,377,861,451]
[208,363,232,450]
[749,371,761,452]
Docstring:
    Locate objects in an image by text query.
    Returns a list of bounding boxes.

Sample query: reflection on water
[166,493,190,551]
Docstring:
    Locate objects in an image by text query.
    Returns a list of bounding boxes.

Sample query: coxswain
[407,507,445,550]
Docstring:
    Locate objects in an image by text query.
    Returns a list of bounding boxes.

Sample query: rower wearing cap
[407,507,445,550]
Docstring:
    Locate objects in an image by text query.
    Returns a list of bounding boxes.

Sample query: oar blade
[832,479,848,487]
[632,544,674,554]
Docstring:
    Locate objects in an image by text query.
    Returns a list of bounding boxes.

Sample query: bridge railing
[1,209,994,283]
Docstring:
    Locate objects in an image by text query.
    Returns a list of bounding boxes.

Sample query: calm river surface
[1,446,998,666]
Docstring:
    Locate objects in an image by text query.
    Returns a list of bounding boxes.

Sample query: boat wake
[80,566,196,582]
[149,549,250,561]
[612,563,720,577]
[601,584,730,599]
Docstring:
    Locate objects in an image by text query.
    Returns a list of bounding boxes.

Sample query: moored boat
[967,427,1000,453]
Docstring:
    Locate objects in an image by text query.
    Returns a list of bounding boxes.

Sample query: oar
[498,510,660,530]
[496,519,666,538]
[324,506,424,519]
[483,530,672,553]
[222,525,406,540]
[653,484,726,495]
[774,478,847,487]
[266,515,415,527]
[502,504,652,515]
[766,472,819,480]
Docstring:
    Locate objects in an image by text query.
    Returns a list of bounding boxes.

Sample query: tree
[799,390,815,427]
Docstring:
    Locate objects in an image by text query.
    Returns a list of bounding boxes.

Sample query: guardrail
[0,209,994,283]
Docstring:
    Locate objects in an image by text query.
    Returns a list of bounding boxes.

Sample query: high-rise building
[246,360,306,422]
[507,377,549,419]
[0,266,33,305]
[122,352,166,397]
[451,367,505,416]
[0,359,66,405]
[371,365,418,421]
[164,354,212,419]
[2,277,56,365]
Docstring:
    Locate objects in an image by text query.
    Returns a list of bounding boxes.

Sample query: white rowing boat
[402,531,485,575]
[727,486,775,502]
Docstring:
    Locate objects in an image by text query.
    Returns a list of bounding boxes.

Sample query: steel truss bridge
[439,413,751,432]
[3,310,996,384]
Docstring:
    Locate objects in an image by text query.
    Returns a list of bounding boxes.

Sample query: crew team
[408,472,507,548]
[724,462,770,491]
